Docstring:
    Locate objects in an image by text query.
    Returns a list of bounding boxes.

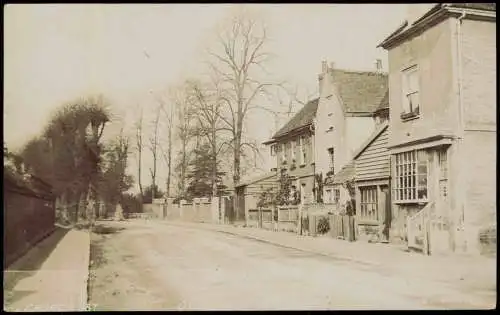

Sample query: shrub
[317,216,330,234]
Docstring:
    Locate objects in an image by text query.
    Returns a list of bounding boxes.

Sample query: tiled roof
[374,89,389,113]
[272,98,319,139]
[332,69,388,114]
[325,162,355,186]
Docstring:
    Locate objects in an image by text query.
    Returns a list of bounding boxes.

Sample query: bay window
[394,150,428,203]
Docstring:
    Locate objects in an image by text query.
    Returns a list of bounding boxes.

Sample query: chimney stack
[375,59,383,73]
[321,60,328,73]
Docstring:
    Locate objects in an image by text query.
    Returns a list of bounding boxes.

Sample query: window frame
[401,65,420,120]
[270,144,276,157]
[327,147,335,174]
[393,149,429,204]
[360,186,378,221]
[299,136,307,165]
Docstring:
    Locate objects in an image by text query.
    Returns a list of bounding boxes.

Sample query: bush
[317,216,330,235]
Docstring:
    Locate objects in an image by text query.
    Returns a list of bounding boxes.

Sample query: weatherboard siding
[354,127,390,181]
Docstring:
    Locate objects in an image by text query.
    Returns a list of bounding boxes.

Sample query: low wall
[164,197,221,224]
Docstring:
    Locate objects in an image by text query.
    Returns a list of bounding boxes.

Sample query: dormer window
[401,65,420,120]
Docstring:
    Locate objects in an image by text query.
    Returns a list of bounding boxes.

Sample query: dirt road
[88,220,495,310]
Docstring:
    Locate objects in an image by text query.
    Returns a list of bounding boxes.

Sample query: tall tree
[134,106,145,202]
[148,103,161,200]
[187,79,231,198]
[98,129,133,218]
[206,8,282,220]
[173,82,195,198]
[26,95,111,223]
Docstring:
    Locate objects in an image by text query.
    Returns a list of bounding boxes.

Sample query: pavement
[3,226,91,312]
[163,220,497,294]
[88,220,496,310]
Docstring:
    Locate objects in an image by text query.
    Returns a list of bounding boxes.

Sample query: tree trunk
[166,125,173,199]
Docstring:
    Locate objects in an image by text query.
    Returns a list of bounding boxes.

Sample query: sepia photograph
[3,3,496,311]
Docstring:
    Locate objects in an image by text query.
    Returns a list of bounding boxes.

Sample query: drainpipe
[456,10,471,254]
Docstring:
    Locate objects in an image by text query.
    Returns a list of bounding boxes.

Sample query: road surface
[88,220,495,310]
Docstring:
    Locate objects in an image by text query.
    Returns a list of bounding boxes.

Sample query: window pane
[418,187,427,199]
[418,175,427,188]
[408,70,419,91]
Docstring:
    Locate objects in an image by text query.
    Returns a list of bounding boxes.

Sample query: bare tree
[173,82,195,198]
[160,100,175,200]
[187,79,231,197]
[148,103,162,200]
[205,9,284,220]
[134,106,144,202]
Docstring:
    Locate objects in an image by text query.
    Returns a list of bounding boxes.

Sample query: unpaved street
[88,220,495,310]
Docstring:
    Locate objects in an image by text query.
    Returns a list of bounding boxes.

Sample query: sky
[4,3,408,193]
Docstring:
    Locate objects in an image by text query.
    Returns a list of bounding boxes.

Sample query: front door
[380,185,391,242]
[429,148,451,254]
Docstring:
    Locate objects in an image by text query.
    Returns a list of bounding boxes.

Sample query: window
[438,149,448,200]
[334,189,340,203]
[285,142,291,164]
[270,144,276,156]
[360,186,378,220]
[394,150,428,202]
[291,139,296,162]
[299,136,307,165]
[325,189,332,203]
[281,143,286,163]
[402,66,420,118]
[327,147,335,174]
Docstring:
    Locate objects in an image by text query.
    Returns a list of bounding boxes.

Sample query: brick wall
[3,189,56,268]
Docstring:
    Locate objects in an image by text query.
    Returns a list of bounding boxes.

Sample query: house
[317,62,389,205]
[263,98,318,204]
[234,172,278,227]
[378,3,496,255]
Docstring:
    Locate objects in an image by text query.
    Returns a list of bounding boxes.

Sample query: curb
[82,228,91,311]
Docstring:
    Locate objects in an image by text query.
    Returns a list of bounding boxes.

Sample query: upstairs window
[327,147,335,174]
[270,144,276,156]
[291,139,297,162]
[285,142,291,164]
[299,136,307,165]
[281,143,286,163]
[401,66,420,119]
